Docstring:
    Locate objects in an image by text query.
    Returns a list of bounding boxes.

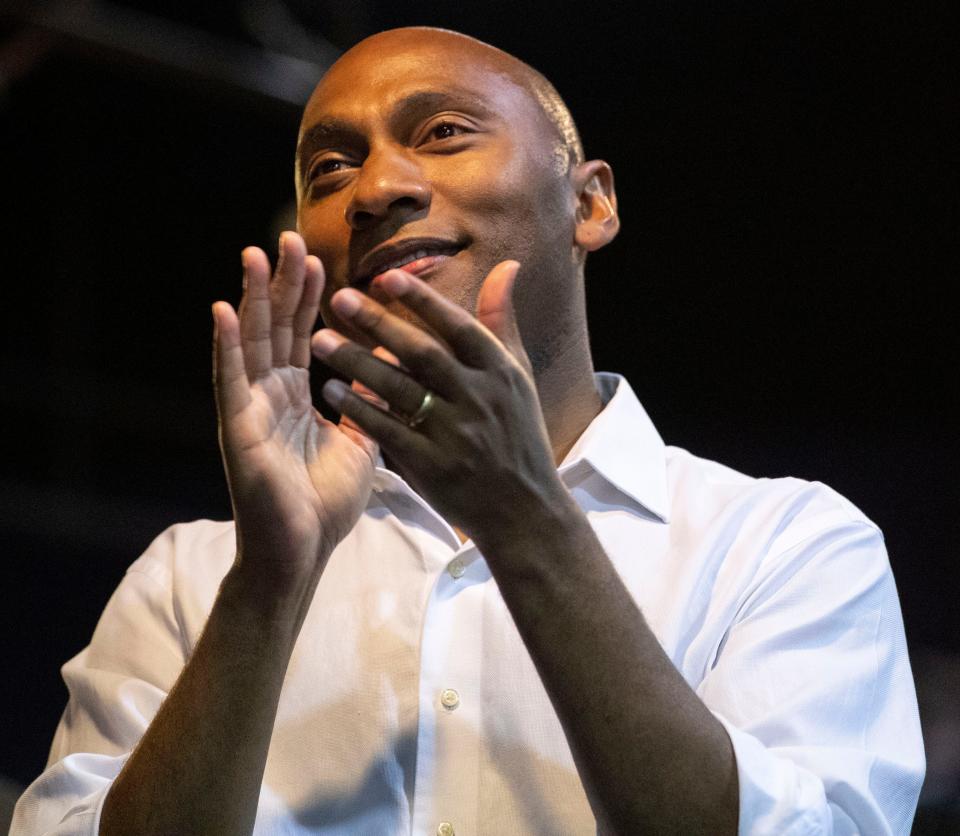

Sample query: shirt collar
[558,373,670,523]
[372,372,670,523]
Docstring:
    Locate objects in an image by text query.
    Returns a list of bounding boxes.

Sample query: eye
[423,121,471,143]
[431,122,462,139]
[307,157,353,181]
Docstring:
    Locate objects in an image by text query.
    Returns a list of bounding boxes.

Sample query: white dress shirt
[11,373,924,835]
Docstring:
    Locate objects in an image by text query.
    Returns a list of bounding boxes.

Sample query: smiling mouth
[354,241,463,287]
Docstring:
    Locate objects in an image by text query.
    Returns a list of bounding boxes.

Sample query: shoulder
[124,519,237,627]
[663,444,885,570]
[129,518,235,580]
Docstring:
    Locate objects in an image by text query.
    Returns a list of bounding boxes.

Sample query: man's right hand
[211,231,377,597]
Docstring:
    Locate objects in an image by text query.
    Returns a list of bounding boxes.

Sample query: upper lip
[353,237,463,285]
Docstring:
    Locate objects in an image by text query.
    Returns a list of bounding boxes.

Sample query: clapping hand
[212,233,378,592]
[312,260,565,549]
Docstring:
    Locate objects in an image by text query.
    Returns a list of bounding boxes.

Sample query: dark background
[2,0,957,830]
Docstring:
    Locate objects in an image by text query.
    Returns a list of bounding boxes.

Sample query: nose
[345,146,432,230]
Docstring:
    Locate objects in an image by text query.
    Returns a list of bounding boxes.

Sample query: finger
[351,346,399,409]
[237,247,273,378]
[321,290,463,397]
[475,261,526,363]
[322,378,434,461]
[339,386,376,440]
[371,267,504,369]
[289,254,324,368]
[314,330,438,418]
[321,285,382,350]
[270,232,308,367]
[339,346,394,440]
[212,301,252,420]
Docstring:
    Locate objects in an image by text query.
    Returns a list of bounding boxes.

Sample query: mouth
[353,238,464,287]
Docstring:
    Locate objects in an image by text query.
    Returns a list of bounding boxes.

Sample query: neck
[533,337,603,466]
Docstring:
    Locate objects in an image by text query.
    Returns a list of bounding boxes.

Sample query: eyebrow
[297,119,358,163]
[296,87,498,177]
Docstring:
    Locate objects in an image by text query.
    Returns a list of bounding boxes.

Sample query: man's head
[295,27,618,373]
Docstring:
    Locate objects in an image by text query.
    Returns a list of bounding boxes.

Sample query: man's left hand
[311,261,567,546]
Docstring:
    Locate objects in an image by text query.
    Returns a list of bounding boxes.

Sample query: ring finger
[313,331,443,421]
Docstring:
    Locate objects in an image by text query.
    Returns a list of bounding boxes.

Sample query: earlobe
[573,160,620,253]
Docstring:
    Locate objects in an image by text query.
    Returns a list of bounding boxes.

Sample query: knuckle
[450,319,477,348]
[492,357,529,394]
[292,322,314,339]
[357,303,386,331]
[446,421,485,463]
[392,373,422,411]
[335,340,363,361]
[504,361,530,390]
[412,340,448,371]
[270,304,295,326]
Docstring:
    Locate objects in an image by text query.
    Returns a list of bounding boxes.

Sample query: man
[12,27,923,835]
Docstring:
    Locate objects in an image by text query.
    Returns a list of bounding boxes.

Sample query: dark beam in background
[5,0,337,104]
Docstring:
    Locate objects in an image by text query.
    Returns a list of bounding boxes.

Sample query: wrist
[221,552,326,638]
[472,476,587,566]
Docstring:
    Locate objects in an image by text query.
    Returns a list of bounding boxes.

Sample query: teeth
[384,249,429,271]
[373,247,457,276]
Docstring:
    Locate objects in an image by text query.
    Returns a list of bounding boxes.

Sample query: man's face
[295,31,578,342]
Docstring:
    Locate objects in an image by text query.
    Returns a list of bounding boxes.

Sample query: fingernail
[333,288,362,317]
[372,345,400,366]
[322,378,348,408]
[312,329,341,357]
[278,231,287,255]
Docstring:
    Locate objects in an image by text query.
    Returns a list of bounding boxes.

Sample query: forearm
[478,497,739,835]
[100,562,311,836]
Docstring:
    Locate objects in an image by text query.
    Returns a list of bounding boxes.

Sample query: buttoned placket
[413,528,485,836]
[376,475,485,836]
[374,448,639,836]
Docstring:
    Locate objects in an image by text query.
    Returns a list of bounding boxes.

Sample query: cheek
[442,153,569,249]
[449,152,529,211]
[475,187,573,273]
[297,200,351,287]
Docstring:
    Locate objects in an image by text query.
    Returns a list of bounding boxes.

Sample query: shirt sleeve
[697,517,926,835]
[9,530,187,836]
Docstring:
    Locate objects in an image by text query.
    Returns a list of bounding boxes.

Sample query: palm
[233,367,373,541]
[213,236,375,576]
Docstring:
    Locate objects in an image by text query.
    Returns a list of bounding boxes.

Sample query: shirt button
[440,688,460,710]
[437,823,455,836]
[447,557,466,579]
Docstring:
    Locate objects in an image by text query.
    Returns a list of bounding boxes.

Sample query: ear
[572,160,619,253]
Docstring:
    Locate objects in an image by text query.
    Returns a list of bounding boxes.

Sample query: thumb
[475,260,526,362]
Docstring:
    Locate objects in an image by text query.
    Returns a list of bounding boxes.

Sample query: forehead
[300,37,541,136]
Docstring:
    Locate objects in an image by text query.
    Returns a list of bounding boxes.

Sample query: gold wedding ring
[406,390,436,428]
